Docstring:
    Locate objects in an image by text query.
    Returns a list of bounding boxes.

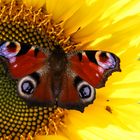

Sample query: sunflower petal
[23,0,46,9]
[35,135,68,140]
[70,1,140,48]
[46,0,84,23]
[64,0,120,35]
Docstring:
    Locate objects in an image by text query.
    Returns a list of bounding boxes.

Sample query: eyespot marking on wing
[0,41,21,58]
[17,72,40,99]
[74,76,96,104]
[95,51,116,69]
[18,76,37,99]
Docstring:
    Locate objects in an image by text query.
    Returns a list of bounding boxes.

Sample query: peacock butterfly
[0,41,121,112]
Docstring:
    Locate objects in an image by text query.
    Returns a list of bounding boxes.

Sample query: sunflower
[0,0,140,140]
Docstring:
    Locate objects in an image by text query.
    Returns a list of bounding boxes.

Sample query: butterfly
[0,41,121,112]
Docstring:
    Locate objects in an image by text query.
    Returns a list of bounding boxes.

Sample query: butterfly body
[47,47,68,98]
[0,41,121,112]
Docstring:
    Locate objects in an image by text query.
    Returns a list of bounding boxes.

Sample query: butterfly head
[48,46,68,73]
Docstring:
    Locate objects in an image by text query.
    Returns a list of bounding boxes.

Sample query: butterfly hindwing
[58,73,96,112]
[0,41,55,106]
[68,50,121,88]
[17,67,55,106]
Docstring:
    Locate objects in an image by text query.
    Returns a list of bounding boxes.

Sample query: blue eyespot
[79,85,91,99]
[95,51,116,69]
[0,41,21,59]
[77,81,96,103]
[18,76,37,99]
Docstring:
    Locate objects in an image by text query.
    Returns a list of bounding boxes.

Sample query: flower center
[0,0,73,139]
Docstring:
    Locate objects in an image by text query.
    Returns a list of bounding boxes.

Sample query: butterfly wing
[57,73,96,112]
[57,50,120,112]
[0,41,47,79]
[68,50,121,88]
[17,67,55,106]
[0,41,55,105]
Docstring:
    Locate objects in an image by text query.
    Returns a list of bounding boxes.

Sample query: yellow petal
[64,0,119,35]
[79,126,140,140]
[69,1,140,49]
[46,0,84,23]
[23,0,46,9]
[35,135,68,140]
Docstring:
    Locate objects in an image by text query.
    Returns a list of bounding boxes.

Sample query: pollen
[0,0,72,139]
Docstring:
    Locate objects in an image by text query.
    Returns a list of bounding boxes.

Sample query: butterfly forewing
[0,41,46,78]
[68,50,121,88]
